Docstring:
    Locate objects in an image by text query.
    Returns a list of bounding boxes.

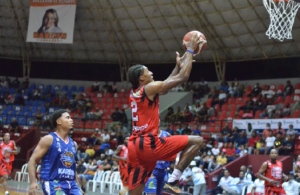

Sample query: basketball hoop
[263,0,300,42]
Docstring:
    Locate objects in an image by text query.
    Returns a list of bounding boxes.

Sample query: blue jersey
[155,130,171,170]
[41,132,77,181]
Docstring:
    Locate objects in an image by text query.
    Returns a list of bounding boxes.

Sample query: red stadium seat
[295,83,300,89]
[262,85,268,90]
[293,110,300,118]
[230,104,237,111]
[228,111,236,118]
[236,98,243,104]
[208,126,215,132]
[85,121,93,129]
[284,96,292,104]
[246,85,252,91]
[277,84,284,92]
[221,104,228,111]
[228,98,235,105]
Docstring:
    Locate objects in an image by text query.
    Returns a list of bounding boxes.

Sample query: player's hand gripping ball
[183,30,207,55]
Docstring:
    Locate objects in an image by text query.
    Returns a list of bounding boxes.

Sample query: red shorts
[0,161,12,176]
[127,135,188,190]
[265,185,286,195]
[120,167,129,187]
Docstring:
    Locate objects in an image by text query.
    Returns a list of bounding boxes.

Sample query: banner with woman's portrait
[26,0,77,44]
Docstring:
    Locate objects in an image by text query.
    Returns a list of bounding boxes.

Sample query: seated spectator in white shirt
[206,169,233,195]
[252,178,265,195]
[187,162,206,195]
[261,86,275,99]
[0,77,8,88]
[200,78,208,94]
[112,81,118,93]
[211,89,226,108]
[237,145,247,157]
[101,129,111,143]
[264,130,276,155]
[282,173,300,195]
[92,80,100,92]
[240,165,252,182]
[286,124,297,138]
[282,103,291,116]
[228,82,237,97]
[225,171,253,195]
[260,101,275,119]
[212,143,220,156]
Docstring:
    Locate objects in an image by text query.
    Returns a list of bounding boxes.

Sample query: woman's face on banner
[45,12,55,29]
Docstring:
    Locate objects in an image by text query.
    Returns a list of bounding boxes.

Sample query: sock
[5,191,9,195]
[167,169,182,183]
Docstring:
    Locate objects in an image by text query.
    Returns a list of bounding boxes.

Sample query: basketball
[183,31,207,55]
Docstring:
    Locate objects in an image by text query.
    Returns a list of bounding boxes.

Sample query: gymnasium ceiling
[0,0,300,65]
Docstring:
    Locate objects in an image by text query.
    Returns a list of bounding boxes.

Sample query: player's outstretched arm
[112,145,126,161]
[145,34,206,99]
[28,135,53,195]
[258,161,276,185]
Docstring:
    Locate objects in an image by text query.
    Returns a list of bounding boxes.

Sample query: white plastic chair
[14,163,27,182]
[86,170,104,192]
[22,164,30,183]
[241,184,254,195]
[113,172,124,194]
[92,170,104,192]
[108,172,120,193]
[100,171,111,193]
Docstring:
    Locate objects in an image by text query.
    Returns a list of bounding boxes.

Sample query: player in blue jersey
[144,129,171,195]
[28,109,83,195]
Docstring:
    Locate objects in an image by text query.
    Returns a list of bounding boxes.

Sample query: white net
[263,0,300,42]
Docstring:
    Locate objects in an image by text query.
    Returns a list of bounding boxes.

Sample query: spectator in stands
[283,134,295,155]
[265,130,276,155]
[241,109,253,119]
[100,129,110,144]
[9,118,19,133]
[96,154,106,166]
[4,92,14,105]
[261,85,275,99]
[235,130,248,147]
[171,107,182,123]
[34,110,43,129]
[212,143,220,156]
[240,165,252,181]
[164,107,174,123]
[85,145,95,159]
[251,83,262,97]
[254,136,266,155]
[105,148,114,157]
[192,125,201,136]
[95,139,110,157]
[219,123,232,143]
[211,89,226,108]
[193,84,203,100]
[195,106,208,124]
[281,80,294,99]
[182,124,192,135]
[200,144,210,156]
[226,143,236,162]
[60,94,69,109]
[225,171,252,195]
[0,77,8,87]
[282,172,300,195]
[192,102,201,114]
[109,108,122,132]
[76,160,86,174]
[252,177,265,195]
[51,95,60,107]
[237,84,245,97]
[102,81,112,94]
[181,107,193,122]
[260,100,275,118]
[203,151,214,171]
[262,123,273,138]
[209,169,233,195]
[79,159,99,192]
[19,77,29,92]
[42,111,51,129]
[228,82,236,97]
[12,77,20,89]
[164,125,174,135]
[239,96,254,112]
[76,144,86,161]
[275,122,286,138]
[236,145,247,157]
[116,124,128,145]
[282,103,291,117]
[92,107,101,120]
[286,124,297,139]
[272,132,284,155]
[220,82,228,92]
[120,109,128,126]
[213,151,227,171]
[111,161,119,172]
[245,123,255,138]
[0,94,5,104]
[86,129,99,146]
[176,123,184,135]
[248,131,260,154]
[32,89,42,100]
[200,78,208,94]
[207,133,216,148]
[229,127,239,143]
[178,165,192,191]
[209,86,219,99]
[91,80,100,92]
[112,81,118,93]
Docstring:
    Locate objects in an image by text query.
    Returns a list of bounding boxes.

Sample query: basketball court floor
[1,181,112,195]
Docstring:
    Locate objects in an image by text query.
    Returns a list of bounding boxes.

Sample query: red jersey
[130,86,159,138]
[264,160,283,188]
[118,145,128,169]
[0,141,15,163]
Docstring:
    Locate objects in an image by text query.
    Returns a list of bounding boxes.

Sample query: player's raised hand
[176,52,196,68]
[28,182,39,195]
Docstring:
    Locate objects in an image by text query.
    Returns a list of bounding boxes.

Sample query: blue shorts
[79,174,94,181]
[144,168,169,195]
[42,180,82,195]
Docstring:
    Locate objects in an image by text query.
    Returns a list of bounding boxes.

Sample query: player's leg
[144,172,157,195]
[0,163,10,195]
[68,181,83,195]
[168,136,203,184]
[155,169,167,195]
[130,184,146,195]
[119,168,129,195]
[42,181,69,195]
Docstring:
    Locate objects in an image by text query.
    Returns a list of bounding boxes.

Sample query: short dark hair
[104,129,108,132]
[50,109,68,128]
[128,64,145,89]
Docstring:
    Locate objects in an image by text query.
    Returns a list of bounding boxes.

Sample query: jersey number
[131,101,139,121]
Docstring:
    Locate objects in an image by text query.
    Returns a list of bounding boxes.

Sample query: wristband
[187,49,194,54]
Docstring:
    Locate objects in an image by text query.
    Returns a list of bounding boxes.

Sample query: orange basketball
[183,31,207,55]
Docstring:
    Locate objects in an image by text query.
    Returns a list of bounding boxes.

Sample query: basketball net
[263,0,300,42]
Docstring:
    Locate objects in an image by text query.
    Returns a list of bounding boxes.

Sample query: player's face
[4,133,10,142]
[45,12,55,29]
[142,67,153,84]
[270,149,278,160]
[59,112,73,131]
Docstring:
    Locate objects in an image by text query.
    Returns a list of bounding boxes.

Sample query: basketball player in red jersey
[127,33,206,195]
[258,149,288,195]
[112,137,129,195]
[0,133,18,195]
